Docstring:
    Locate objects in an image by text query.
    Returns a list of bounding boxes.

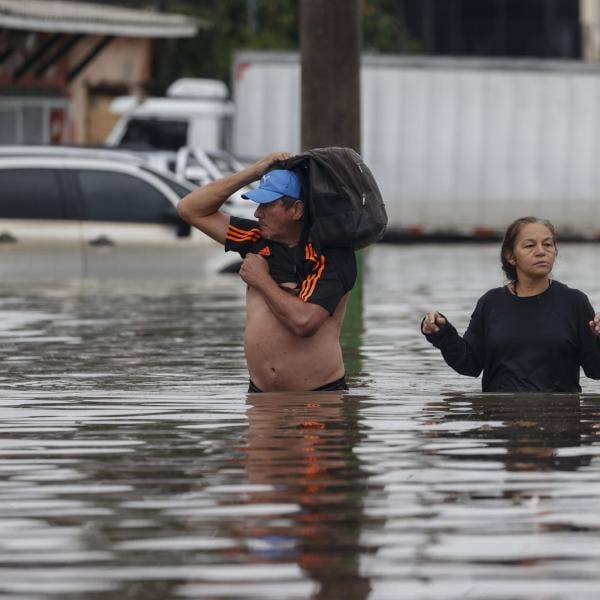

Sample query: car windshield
[141,167,194,199]
[120,118,188,151]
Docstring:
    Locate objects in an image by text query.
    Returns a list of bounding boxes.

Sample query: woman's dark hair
[501,216,557,282]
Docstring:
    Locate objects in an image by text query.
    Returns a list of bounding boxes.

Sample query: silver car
[0,147,236,280]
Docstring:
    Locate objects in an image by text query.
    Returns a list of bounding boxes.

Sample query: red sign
[49,108,66,144]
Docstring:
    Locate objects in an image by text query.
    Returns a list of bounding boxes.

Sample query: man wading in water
[177,152,357,392]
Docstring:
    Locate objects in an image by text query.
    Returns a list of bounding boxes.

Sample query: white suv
[0,147,235,280]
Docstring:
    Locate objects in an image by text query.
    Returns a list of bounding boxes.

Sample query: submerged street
[1,243,600,599]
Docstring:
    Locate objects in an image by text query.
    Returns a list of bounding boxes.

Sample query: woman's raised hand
[422,311,447,335]
[589,313,600,338]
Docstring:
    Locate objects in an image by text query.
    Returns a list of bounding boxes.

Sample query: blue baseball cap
[242,169,301,204]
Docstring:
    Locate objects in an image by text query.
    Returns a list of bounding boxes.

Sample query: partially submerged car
[0,146,240,280]
[96,144,257,221]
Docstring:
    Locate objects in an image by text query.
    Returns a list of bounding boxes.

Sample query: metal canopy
[0,0,201,38]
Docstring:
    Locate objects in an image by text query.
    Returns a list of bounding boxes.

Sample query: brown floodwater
[1,243,600,599]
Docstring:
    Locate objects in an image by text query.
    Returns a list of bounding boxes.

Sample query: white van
[106,78,233,153]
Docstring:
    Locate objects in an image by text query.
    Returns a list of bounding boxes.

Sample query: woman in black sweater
[422,217,600,392]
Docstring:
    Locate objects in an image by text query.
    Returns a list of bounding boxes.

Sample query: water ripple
[0,245,600,599]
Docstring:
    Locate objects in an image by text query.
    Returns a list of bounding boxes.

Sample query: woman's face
[506,222,557,279]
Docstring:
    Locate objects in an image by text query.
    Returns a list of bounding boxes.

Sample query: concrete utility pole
[300,0,361,152]
[300,0,363,371]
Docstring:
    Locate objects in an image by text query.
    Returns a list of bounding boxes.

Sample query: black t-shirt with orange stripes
[225,216,357,315]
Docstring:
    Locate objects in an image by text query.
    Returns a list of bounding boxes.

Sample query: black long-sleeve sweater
[424,280,600,392]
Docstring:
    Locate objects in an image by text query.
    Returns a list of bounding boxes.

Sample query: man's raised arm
[177,152,291,244]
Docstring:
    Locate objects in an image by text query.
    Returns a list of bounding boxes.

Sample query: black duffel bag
[278,146,387,250]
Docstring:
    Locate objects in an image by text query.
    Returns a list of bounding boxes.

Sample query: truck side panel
[233,52,600,238]
[234,60,300,158]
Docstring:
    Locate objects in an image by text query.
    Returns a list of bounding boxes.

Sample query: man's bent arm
[252,276,330,337]
[177,152,290,244]
[239,253,329,336]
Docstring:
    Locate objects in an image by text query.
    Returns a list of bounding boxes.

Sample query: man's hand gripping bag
[278,147,387,250]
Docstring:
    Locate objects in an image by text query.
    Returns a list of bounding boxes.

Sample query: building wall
[0,31,69,92]
[67,36,152,144]
[0,96,69,144]
[0,32,153,145]
[580,0,600,60]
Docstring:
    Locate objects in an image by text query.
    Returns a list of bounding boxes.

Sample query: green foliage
[363,0,422,53]
[155,0,298,91]
[151,0,421,93]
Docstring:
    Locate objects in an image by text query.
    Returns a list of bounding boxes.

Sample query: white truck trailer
[233,51,600,239]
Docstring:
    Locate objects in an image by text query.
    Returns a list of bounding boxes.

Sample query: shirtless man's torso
[177,152,357,392]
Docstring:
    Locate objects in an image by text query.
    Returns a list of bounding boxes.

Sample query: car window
[120,118,188,151]
[142,168,192,199]
[0,168,66,219]
[76,170,174,224]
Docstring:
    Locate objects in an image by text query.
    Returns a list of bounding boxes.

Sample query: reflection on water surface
[1,244,600,599]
